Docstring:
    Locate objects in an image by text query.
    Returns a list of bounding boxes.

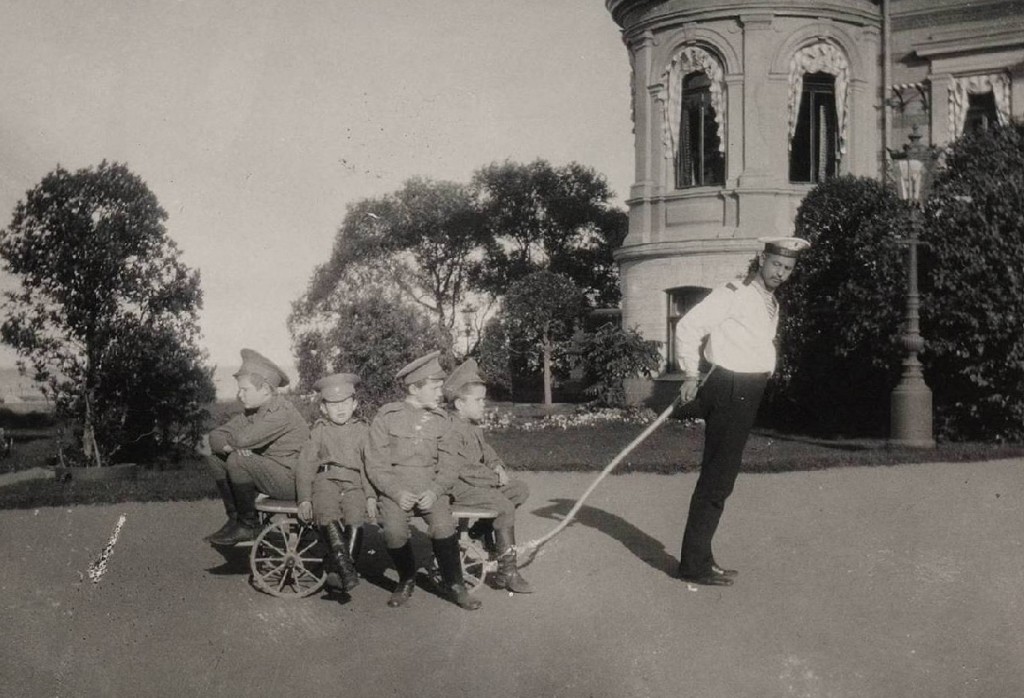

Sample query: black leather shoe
[209,521,257,546]
[387,578,416,608]
[447,583,482,610]
[678,570,734,586]
[711,564,738,578]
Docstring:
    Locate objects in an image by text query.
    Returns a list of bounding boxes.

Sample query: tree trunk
[82,391,103,468]
[542,336,553,407]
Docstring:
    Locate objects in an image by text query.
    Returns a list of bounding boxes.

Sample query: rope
[515,395,682,563]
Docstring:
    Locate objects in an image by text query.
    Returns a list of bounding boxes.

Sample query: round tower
[606,0,881,400]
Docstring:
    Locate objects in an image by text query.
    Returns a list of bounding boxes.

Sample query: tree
[296,178,487,338]
[0,161,214,464]
[471,159,627,307]
[290,293,452,418]
[769,175,913,435]
[921,122,1024,441]
[502,271,587,406]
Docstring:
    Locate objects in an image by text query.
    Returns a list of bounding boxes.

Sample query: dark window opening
[666,286,712,372]
[789,72,839,184]
[676,72,725,189]
[963,91,998,133]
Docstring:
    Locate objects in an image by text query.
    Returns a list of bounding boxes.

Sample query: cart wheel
[459,539,490,593]
[249,519,326,598]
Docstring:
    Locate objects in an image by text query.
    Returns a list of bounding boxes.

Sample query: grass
[2,406,1023,510]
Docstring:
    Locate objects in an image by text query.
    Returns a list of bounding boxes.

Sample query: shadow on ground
[531,498,678,578]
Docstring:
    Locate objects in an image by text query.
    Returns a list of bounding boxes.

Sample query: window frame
[789,72,840,185]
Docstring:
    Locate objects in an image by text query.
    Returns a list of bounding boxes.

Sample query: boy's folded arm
[226,411,296,450]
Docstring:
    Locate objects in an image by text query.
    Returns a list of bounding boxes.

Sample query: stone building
[604,0,1024,402]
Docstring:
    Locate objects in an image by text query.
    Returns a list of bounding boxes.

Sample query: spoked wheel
[249,519,326,598]
[459,539,491,593]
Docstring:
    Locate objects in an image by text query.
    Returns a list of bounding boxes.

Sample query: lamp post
[887,126,936,448]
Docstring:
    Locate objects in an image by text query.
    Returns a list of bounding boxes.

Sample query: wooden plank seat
[450,506,498,522]
[254,493,300,516]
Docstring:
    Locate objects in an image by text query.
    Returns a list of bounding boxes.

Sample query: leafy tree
[921,122,1024,441]
[768,175,913,435]
[290,293,452,418]
[570,323,662,407]
[296,178,487,337]
[0,161,214,464]
[471,159,627,307]
[502,271,587,406]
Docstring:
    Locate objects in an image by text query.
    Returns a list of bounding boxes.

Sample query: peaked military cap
[395,350,446,385]
[233,348,290,388]
[759,236,811,258]
[314,372,360,402]
[443,358,486,401]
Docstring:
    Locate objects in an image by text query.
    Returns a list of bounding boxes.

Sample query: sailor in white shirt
[674,236,810,586]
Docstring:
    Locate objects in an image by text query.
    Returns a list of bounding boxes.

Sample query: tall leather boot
[345,525,363,562]
[204,479,237,542]
[491,527,533,593]
[386,543,417,608]
[432,534,482,611]
[325,521,359,592]
[318,525,343,591]
[209,482,259,546]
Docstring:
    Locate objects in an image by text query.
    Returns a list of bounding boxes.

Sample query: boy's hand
[398,491,418,511]
[297,501,313,523]
[236,448,253,457]
[366,497,378,521]
[496,465,510,486]
[417,490,438,510]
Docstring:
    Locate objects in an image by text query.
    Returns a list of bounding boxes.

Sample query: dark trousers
[677,368,767,577]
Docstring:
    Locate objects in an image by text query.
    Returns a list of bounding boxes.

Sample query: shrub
[921,122,1024,441]
[569,323,662,407]
[768,175,914,435]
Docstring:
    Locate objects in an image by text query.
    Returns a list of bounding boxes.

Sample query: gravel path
[2,460,1022,697]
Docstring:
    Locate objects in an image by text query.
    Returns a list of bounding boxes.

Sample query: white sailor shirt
[674,279,779,376]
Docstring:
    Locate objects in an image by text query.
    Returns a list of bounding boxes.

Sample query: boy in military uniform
[296,372,376,594]
[205,349,310,546]
[440,358,533,593]
[364,351,481,611]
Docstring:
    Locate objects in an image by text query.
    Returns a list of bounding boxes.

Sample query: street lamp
[887,126,937,448]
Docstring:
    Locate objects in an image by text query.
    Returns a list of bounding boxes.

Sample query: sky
[0,0,634,371]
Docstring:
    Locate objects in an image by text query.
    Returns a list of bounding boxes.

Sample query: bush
[921,122,1024,441]
[570,323,662,407]
[768,175,914,435]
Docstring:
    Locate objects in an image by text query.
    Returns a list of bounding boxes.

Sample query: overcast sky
[0,0,633,370]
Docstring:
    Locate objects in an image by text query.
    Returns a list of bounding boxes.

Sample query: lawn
[2,404,1023,509]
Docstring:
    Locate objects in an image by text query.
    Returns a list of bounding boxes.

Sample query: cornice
[613,238,762,263]
[610,1,880,37]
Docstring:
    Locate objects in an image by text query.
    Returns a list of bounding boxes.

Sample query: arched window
[787,42,849,184]
[789,72,838,183]
[661,46,726,190]
[949,73,1011,136]
[677,72,725,188]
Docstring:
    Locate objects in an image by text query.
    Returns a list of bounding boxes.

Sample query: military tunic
[438,414,529,530]
[206,394,310,500]
[296,418,372,527]
[365,400,457,547]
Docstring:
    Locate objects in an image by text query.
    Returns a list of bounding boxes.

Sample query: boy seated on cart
[204,349,310,546]
[296,372,377,594]
[439,358,533,593]
[364,351,482,611]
